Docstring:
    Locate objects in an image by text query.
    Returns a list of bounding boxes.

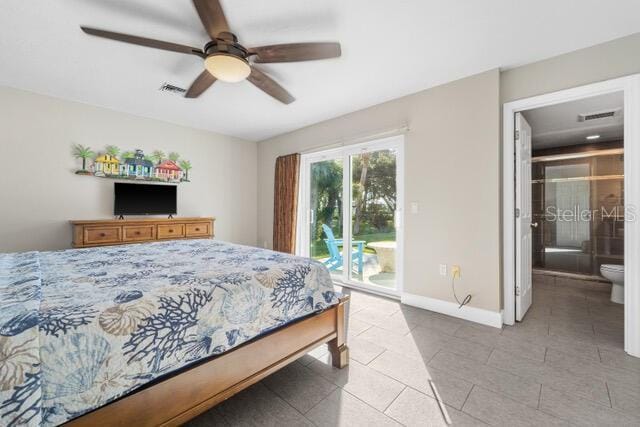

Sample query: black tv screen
[114,183,177,216]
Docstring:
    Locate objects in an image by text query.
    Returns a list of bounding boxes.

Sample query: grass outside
[311,231,395,259]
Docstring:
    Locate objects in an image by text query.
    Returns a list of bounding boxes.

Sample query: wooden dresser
[70,217,215,248]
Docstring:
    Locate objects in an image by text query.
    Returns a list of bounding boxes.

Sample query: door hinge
[516,286,521,296]
[515,208,520,218]
[515,130,520,141]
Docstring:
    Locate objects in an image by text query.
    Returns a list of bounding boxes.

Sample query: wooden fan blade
[247,67,295,104]
[81,27,205,57]
[185,70,217,98]
[193,0,230,39]
[251,42,341,63]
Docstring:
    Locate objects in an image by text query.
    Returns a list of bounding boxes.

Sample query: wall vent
[578,108,620,122]
[159,83,186,95]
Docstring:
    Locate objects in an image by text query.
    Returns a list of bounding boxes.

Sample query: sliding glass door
[308,154,344,281]
[350,148,399,289]
[298,136,404,295]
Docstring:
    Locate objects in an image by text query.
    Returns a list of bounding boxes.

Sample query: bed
[0,239,348,426]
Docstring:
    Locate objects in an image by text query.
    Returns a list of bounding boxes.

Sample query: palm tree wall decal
[179,160,192,182]
[71,144,192,182]
[105,145,120,158]
[151,150,166,165]
[72,144,95,174]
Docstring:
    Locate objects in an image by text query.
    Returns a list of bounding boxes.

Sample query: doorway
[503,75,640,358]
[298,135,404,297]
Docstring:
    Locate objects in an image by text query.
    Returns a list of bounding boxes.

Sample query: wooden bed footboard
[66,296,350,427]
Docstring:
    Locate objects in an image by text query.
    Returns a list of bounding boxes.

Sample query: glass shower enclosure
[532,149,624,276]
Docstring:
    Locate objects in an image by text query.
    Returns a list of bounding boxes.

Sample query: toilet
[600,264,624,304]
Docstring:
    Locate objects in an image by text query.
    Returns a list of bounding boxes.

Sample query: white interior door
[515,112,533,321]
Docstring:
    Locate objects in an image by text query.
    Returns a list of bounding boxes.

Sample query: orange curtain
[273,153,301,254]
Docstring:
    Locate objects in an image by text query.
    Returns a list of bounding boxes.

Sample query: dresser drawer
[157,224,185,239]
[123,225,156,242]
[185,222,210,237]
[84,226,122,245]
[71,218,215,248]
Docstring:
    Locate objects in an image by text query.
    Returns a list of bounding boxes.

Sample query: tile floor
[188,277,640,426]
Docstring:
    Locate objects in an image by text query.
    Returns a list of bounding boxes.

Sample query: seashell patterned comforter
[0,240,338,426]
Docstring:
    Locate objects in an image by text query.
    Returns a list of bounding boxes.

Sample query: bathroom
[522,92,625,347]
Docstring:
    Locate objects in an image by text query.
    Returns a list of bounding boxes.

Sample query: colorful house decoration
[94,153,119,176]
[120,149,155,178]
[72,145,192,183]
[155,160,183,182]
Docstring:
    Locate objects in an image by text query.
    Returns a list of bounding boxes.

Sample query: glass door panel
[299,135,404,296]
[532,153,624,276]
[349,149,398,289]
[309,158,344,280]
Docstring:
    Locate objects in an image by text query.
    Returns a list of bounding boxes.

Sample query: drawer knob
[100,233,106,237]
[135,231,140,235]
[195,228,200,231]
[169,229,174,233]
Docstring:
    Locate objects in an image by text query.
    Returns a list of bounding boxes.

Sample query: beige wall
[258,70,502,312]
[502,32,640,103]
[0,86,258,252]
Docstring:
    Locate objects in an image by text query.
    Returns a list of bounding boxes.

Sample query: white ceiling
[2,1,640,141]
[523,92,624,149]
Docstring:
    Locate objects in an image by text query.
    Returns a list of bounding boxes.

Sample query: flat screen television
[114,183,177,216]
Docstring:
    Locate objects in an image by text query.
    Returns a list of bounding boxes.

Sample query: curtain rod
[300,123,410,155]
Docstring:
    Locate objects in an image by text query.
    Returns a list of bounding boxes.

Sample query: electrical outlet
[439,264,447,276]
[452,265,461,279]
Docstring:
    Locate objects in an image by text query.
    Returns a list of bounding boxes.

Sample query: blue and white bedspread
[0,240,338,426]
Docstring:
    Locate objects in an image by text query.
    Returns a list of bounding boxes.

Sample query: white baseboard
[401,293,503,329]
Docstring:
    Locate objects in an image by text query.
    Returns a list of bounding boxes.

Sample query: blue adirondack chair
[321,224,364,274]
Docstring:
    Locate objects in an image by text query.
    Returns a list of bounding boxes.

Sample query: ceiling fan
[80,0,341,104]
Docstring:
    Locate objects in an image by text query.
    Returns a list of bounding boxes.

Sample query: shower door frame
[503,74,640,358]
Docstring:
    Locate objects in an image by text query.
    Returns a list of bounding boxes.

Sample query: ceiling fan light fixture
[80,0,340,102]
[204,53,250,83]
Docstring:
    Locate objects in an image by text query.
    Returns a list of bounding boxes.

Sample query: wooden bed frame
[66,296,349,426]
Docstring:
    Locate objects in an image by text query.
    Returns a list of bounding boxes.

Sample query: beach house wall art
[72,145,192,183]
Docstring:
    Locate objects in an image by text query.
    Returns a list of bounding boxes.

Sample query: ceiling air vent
[578,108,620,122]
[159,83,186,95]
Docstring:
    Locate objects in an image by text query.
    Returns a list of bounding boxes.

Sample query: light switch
[411,202,419,214]
[439,264,447,276]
